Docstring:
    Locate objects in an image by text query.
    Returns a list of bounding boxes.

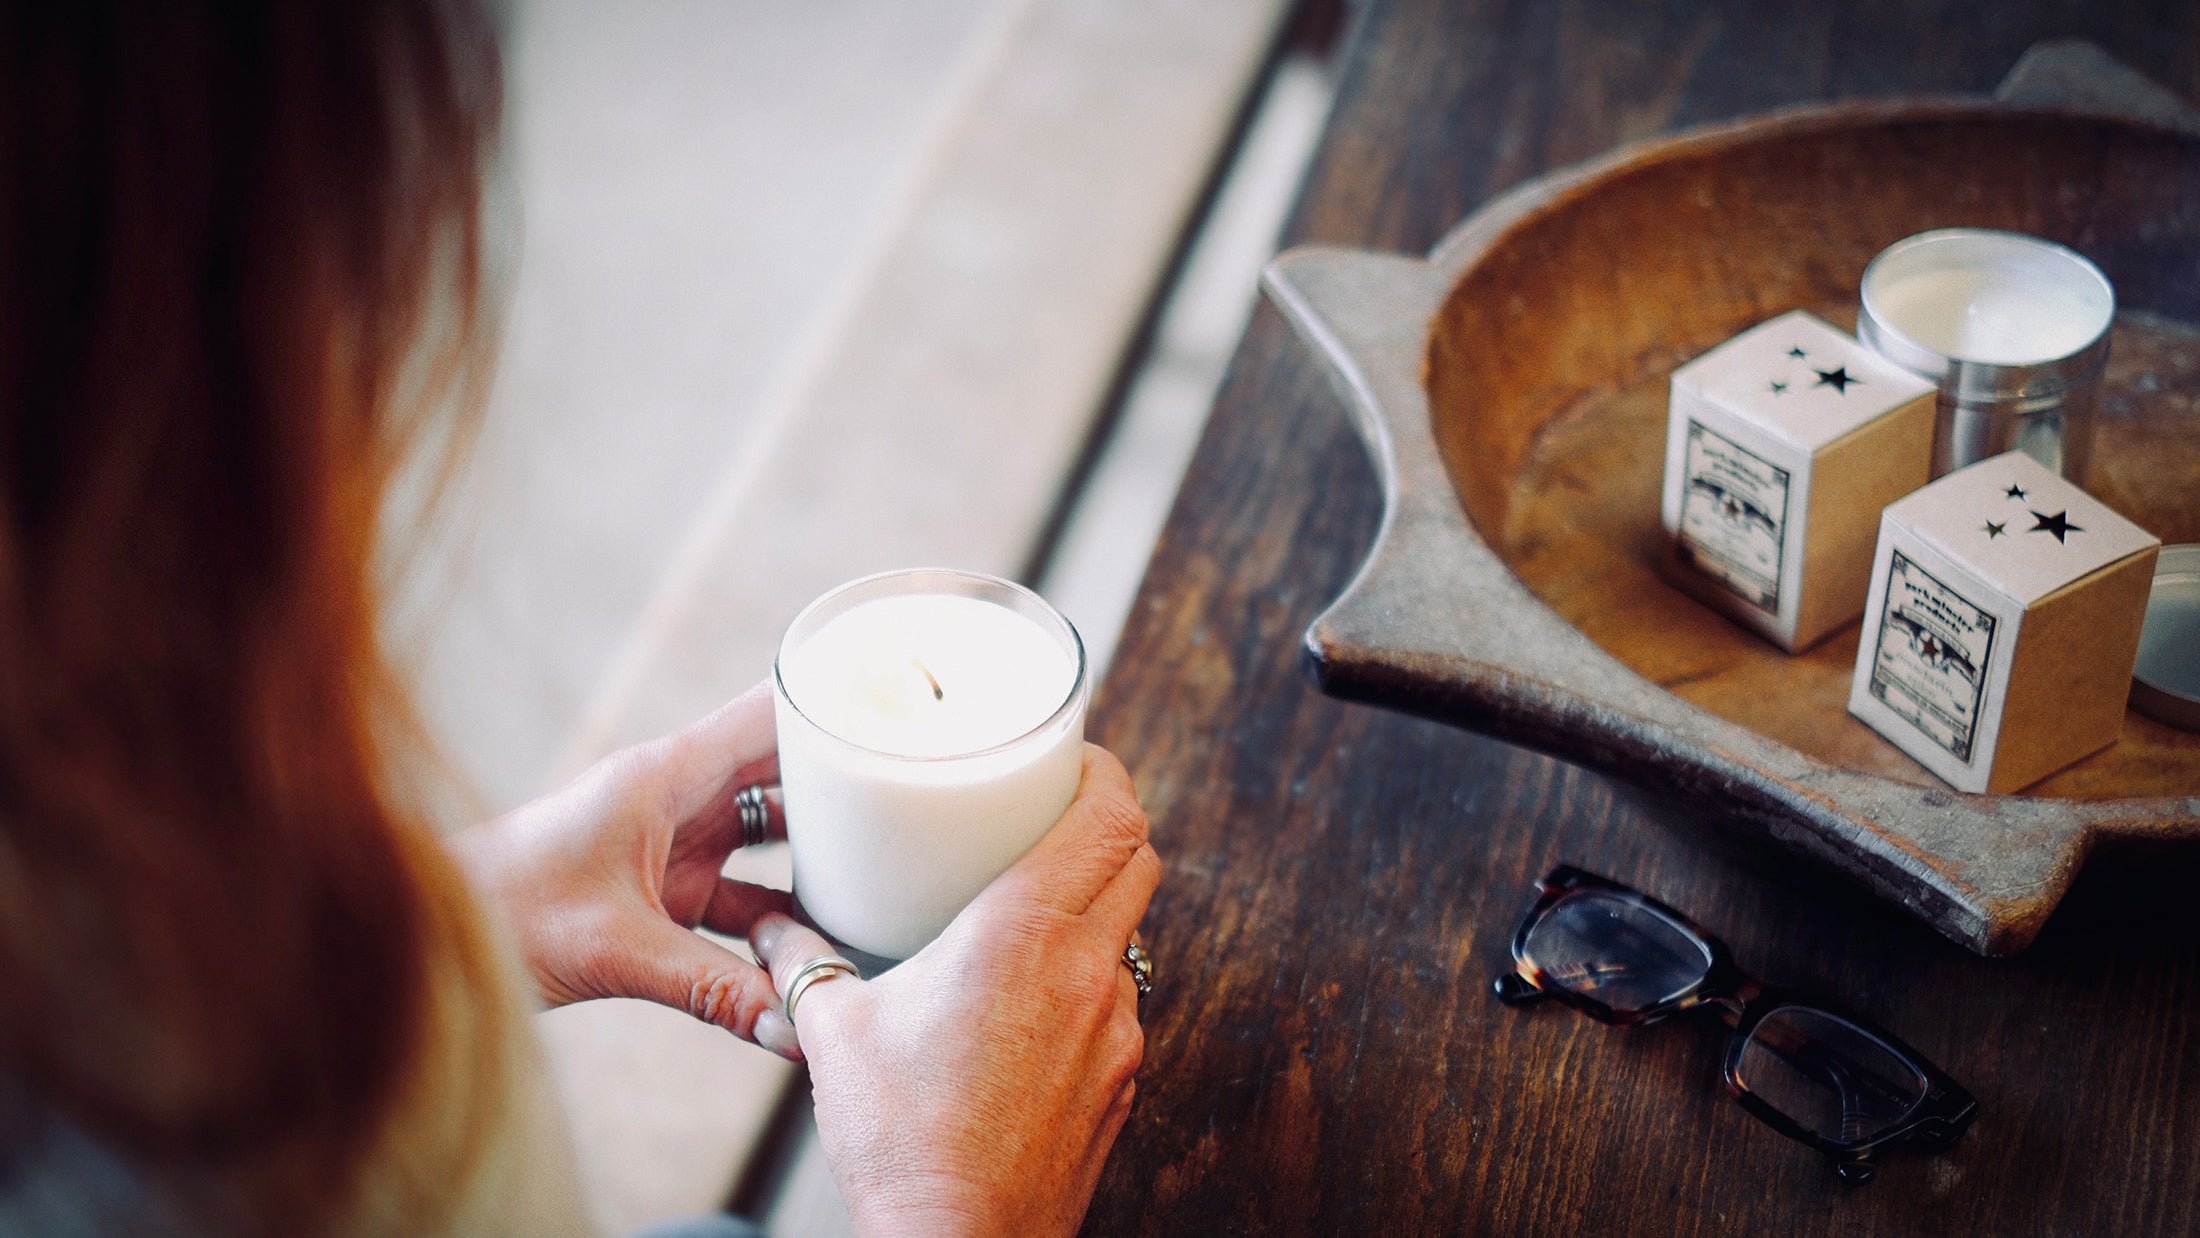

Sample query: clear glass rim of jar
[773,567,1089,763]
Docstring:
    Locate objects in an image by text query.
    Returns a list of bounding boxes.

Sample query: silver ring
[1121,941,1153,1019]
[735,784,770,849]
[783,954,861,1027]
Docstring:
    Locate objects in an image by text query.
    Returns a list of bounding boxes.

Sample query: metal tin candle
[1857,228,2114,481]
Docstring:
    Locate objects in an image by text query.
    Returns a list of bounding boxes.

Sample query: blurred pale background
[400,0,1009,816]
[385,1,1336,1231]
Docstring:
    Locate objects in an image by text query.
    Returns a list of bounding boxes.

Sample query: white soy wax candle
[773,569,1087,960]
[1858,228,2115,480]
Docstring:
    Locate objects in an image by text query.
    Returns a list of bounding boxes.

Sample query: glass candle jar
[773,568,1088,960]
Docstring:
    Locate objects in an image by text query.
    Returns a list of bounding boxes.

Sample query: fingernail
[755,1009,802,1061]
[748,912,793,957]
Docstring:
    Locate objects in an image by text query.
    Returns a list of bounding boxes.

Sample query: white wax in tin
[1865,232,2113,365]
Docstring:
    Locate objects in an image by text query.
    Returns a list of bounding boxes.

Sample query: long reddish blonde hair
[0,2,507,1230]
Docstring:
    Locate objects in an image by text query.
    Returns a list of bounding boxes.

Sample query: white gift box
[1847,451,2159,794]
[1662,310,1938,651]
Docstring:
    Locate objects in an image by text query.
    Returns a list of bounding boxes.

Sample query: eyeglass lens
[1734,1005,1929,1147]
[1521,890,1713,1014]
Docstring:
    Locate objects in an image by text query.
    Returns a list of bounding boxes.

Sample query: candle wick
[914,658,944,701]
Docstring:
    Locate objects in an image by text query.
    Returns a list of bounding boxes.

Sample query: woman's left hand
[451,680,804,1058]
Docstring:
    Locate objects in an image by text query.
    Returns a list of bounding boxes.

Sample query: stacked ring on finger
[783,953,861,1026]
[734,784,770,849]
[1121,941,1153,1018]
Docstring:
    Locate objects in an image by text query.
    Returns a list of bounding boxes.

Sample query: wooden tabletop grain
[1080,2,2200,1234]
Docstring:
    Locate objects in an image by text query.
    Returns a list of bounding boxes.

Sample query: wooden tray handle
[1994,39,2200,130]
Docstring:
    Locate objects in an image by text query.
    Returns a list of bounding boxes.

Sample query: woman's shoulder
[0,904,598,1238]
[339,883,600,1238]
[0,1083,200,1238]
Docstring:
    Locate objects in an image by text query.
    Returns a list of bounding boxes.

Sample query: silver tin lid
[2132,543,2200,731]
[1858,228,2114,404]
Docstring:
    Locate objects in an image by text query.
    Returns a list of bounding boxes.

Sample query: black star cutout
[1983,520,2006,539]
[2027,509,2083,543]
[1769,380,1789,395]
[1918,634,1943,662]
[1812,366,1860,394]
[2004,483,2027,501]
[1788,346,1807,358]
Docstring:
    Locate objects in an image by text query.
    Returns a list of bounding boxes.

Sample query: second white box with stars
[1847,451,2158,795]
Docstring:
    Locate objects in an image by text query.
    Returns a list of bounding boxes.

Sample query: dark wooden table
[1082,3,2200,1234]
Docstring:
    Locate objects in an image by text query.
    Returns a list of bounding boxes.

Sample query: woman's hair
[0,2,504,1230]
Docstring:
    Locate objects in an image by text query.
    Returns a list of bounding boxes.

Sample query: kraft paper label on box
[1866,550,1998,762]
[1677,419,1789,612]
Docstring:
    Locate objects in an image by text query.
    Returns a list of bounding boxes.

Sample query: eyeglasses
[1493,866,1976,1184]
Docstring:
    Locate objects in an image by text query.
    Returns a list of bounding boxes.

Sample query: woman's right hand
[748,744,1159,1238]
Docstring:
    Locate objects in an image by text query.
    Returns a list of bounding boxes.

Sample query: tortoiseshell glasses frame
[1493,866,1977,1185]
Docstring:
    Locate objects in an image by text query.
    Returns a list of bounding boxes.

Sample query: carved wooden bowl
[1262,63,2200,955]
